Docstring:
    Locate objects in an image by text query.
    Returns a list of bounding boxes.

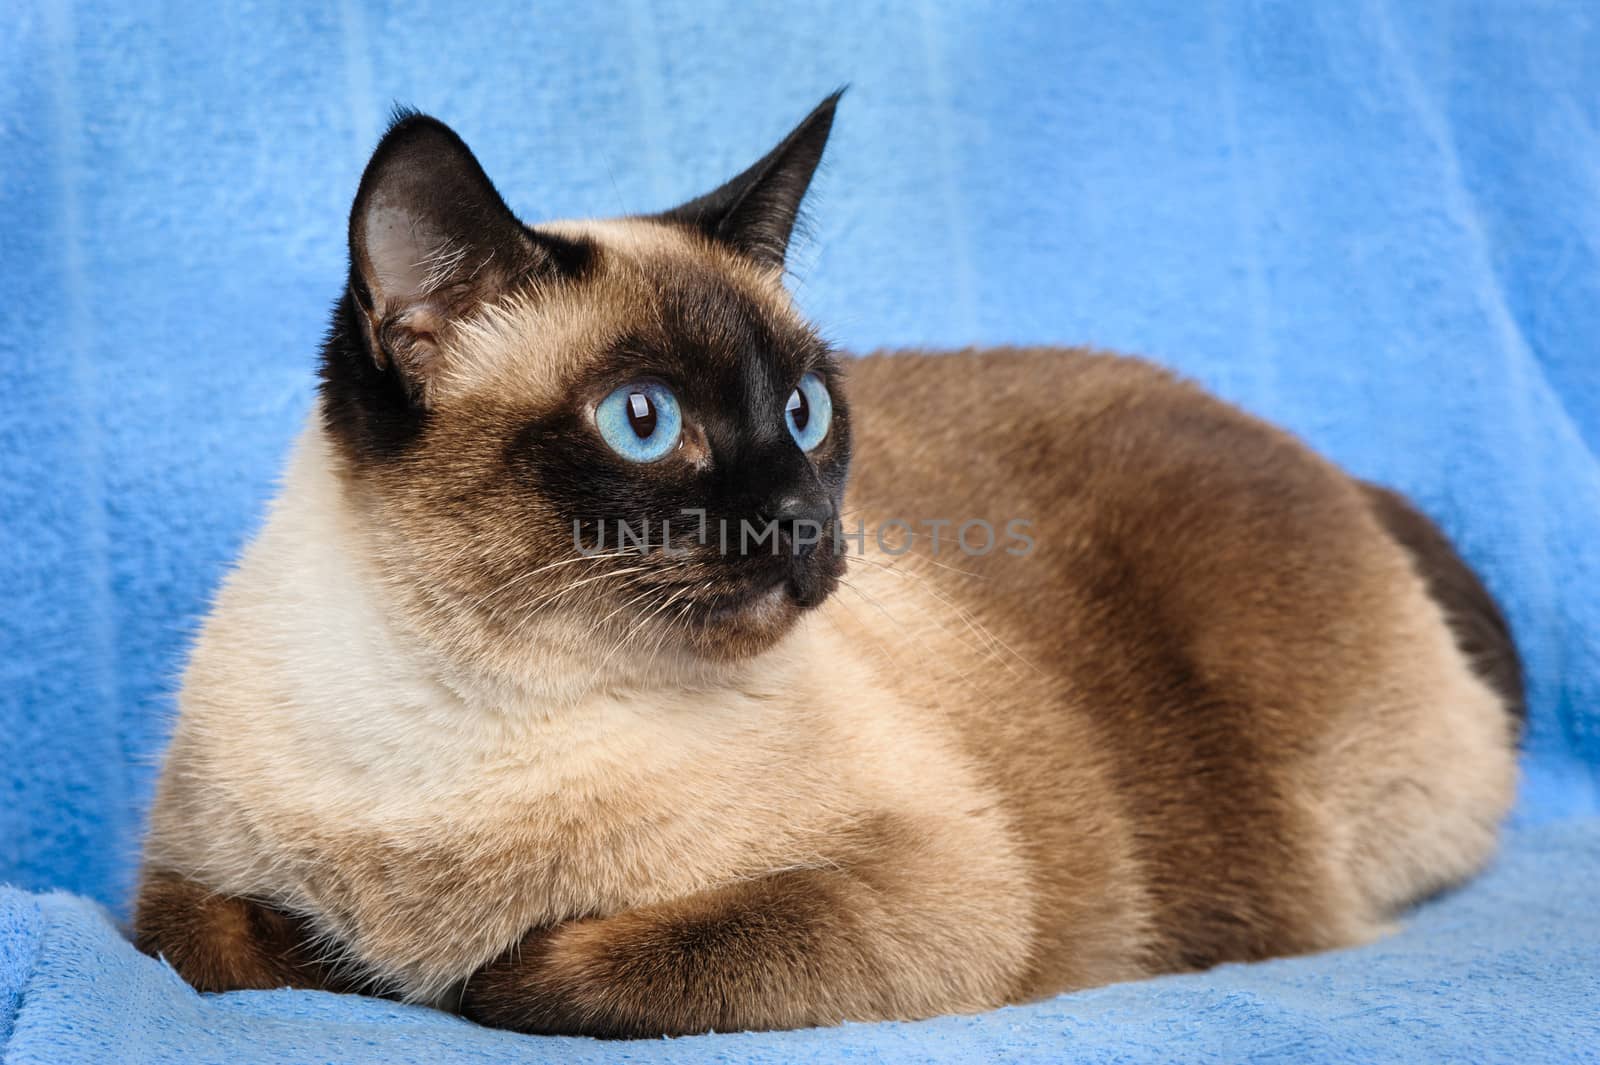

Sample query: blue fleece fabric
[1,819,1597,1065]
[2,1,1597,1061]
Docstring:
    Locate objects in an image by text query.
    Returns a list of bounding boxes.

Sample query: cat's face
[318,97,849,678]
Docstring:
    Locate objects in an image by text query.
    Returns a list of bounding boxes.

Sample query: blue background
[2,2,1598,1062]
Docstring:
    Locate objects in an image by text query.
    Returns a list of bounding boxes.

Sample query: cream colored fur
[143,228,1516,1018]
[145,425,1040,1005]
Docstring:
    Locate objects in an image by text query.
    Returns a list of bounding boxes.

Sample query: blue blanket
[3,820,1597,1064]
[3,1,1597,1061]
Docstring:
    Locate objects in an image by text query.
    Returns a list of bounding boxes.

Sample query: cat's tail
[1360,482,1526,737]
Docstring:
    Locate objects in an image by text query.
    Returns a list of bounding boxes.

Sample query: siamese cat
[135,93,1523,1038]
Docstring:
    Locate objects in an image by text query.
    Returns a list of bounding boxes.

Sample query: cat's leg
[133,870,355,993]
[458,821,1033,1037]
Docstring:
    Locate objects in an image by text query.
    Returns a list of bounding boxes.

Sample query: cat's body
[136,98,1521,1037]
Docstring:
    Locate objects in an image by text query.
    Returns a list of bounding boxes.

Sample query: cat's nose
[762,492,834,558]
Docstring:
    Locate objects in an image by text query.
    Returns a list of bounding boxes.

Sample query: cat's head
[319,94,850,683]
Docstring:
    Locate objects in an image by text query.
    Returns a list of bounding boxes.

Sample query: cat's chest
[261,690,844,1000]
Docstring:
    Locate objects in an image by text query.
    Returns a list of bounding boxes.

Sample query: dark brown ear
[655,91,842,271]
[346,112,540,400]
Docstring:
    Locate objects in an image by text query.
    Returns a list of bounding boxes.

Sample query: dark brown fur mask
[317,95,851,684]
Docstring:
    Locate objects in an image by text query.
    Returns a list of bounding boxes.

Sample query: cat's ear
[656,91,841,271]
[346,111,539,398]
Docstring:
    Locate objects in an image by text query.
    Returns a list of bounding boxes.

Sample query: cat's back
[841,345,1389,675]
[844,345,1451,675]
[845,345,1348,536]
[838,346,1518,983]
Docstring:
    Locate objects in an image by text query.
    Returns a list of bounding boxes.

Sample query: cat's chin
[684,575,834,661]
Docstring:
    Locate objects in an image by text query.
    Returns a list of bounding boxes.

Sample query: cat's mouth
[683,555,842,656]
[706,578,792,624]
[703,569,835,622]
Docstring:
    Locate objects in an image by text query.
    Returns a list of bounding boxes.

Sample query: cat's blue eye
[785,373,832,451]
[596,382,682,463]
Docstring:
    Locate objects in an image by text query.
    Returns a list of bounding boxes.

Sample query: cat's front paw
[134,871,356,994]
[459,918,696,1039]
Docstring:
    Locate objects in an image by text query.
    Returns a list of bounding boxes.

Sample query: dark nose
[761,491,834,558]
